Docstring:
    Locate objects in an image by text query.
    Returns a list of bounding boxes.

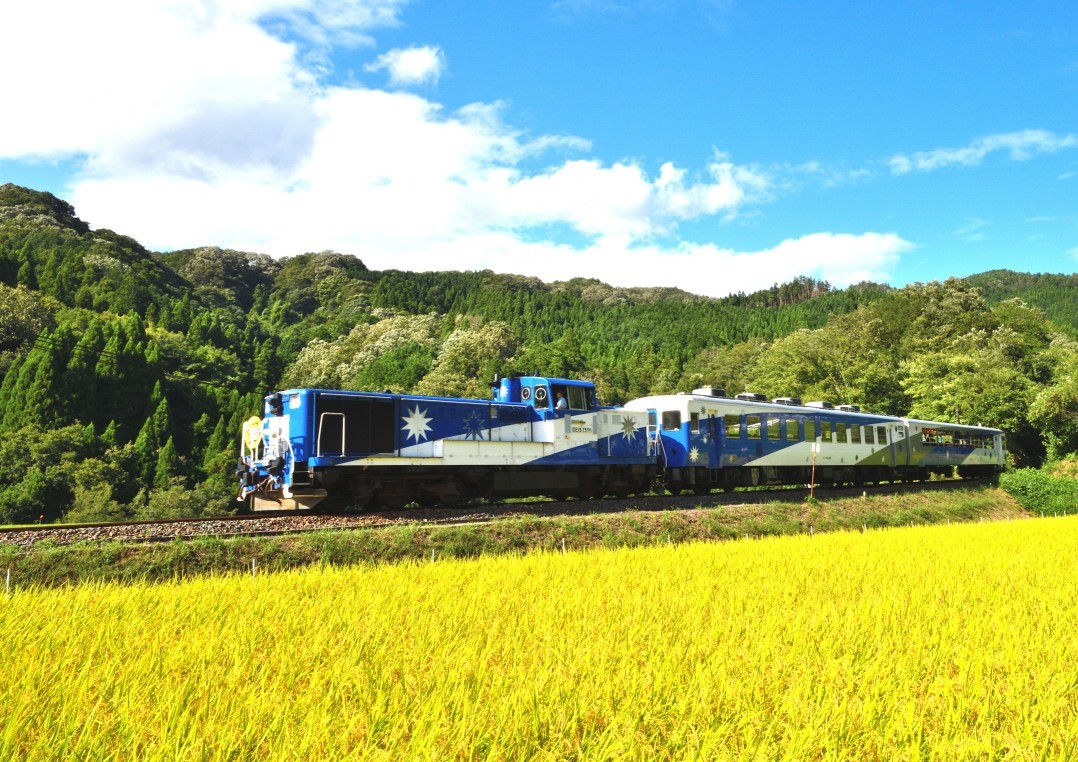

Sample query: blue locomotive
[238,375,653,510]
[238,380,1006,511]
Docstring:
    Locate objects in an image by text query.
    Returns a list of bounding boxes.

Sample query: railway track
[0,479,991,549]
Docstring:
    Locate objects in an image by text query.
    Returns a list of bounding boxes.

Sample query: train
[236,375,1006,511]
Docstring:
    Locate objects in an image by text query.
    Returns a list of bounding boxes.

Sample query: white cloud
[952,217,991,242]
[385,231,910,296]
[366,45,446,86]
[889,130,1078,175]
[2,0,906,298]
[0,0,409,164]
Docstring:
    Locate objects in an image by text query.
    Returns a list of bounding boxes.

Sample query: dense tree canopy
[0,183,1074,522]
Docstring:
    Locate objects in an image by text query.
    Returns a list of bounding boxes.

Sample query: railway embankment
[0,484,1044,589]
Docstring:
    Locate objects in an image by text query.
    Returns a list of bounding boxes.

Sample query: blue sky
[1,0,1075,297]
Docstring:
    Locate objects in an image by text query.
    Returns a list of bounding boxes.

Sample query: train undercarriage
[248,463,655,512]
[663,463,1002,495]
[247,460,999,512]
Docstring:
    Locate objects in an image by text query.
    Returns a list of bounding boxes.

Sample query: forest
[1,183,1075,523]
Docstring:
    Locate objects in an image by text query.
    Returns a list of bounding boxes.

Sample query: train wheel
[380,489,413,511]
[577,476,599,500]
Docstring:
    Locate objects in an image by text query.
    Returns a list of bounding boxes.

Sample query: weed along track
[0,482,1025,591]
[0,479,998,549]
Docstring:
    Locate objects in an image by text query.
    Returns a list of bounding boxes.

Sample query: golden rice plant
[2,517,1077,760]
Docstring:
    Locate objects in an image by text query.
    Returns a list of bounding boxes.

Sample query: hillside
[963,269,1078,334]
[0,183,1075,523]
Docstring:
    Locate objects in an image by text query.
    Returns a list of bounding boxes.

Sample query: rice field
[2,517,1077,760]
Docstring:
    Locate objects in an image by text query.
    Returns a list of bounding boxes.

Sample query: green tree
[416,320,518,398]
[154,437,182,489]
[1028,340,1078,460]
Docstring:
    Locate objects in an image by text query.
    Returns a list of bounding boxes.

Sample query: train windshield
[550,384,594,410]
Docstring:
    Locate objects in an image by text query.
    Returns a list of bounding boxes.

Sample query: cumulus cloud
[889,130,1078,175]
[365,45,446,86]
[1,0,906,298]
[531,232,911,294]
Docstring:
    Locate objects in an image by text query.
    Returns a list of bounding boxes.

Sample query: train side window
[746,415,762,440]
[851,425,861,444]
[804,419,816,441]
[876,426,888,444]
[820,421,832,441]
[662,411,682,431]
[836,423,847,443]
[864,426,875,445]
[690,411,700,433]
[766,417,780,441]
[725,415,741,438]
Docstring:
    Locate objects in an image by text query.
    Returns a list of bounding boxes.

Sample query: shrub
[1000,468,1078,515]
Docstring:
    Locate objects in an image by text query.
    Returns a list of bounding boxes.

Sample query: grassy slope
[0,487,1026,588]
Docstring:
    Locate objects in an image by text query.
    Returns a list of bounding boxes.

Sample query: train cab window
[562,386,589,410]
[876,426,888,444]
[725,415,741,438]
[690,411,700,433]
[746,415,762,440]
[819,421,832,442]
[765,417,780,441]
[804,420,816,441]
[662,411,682,431]
[850,425,861,444]
[864,426,875,445]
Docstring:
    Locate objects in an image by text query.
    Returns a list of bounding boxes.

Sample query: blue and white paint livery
[238,376,653,510]
[623,390,1005,493]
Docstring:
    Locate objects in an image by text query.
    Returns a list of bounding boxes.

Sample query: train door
[893,420,911,467]
[877,424,895,468]
[706,414,720,465]
[646,409,659,458]
[744,413,763,461]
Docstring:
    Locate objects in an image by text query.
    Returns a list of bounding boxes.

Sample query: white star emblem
[620,416,637,441]
[689,446,700,463]
[401,405,433,443]
[462,410,486,440]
